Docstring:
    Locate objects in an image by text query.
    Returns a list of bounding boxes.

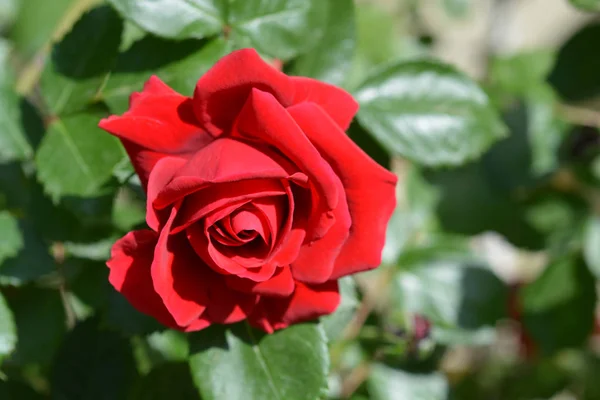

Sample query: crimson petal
[288,103,398,279]
[107,230,178,329]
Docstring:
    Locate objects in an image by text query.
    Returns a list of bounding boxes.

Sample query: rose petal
[192,48,295,136]
[290,176,351,284]
[225,266,295,297]
[270,182,306,266]
[187,222,278,282]
[99,76,212,188]
[290,77,358,131]
[153,137,299,209]
[107,230,178,329]
[288,103,398,278]
[203,278,257,324]
[235,88,339,240]
[171,178,288,234]
[184,316,212,332]
[146,156,187,231]
[151,204,210,327]
[248,280,340,333]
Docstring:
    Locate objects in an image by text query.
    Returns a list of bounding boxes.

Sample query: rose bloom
[99,49,397,333]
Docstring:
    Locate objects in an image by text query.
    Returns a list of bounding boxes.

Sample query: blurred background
[2,0,600,399]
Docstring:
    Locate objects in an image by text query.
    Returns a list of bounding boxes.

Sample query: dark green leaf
[35,109,125,199]
[0,291,16,361]
[0,379,45,400]
[133,330,189,374]
[51,318,138,400]
[107,0,225,40]
[101,36,232,114]
[569,0,600,11]
[368,363,448,400]
[548,22,600,102]
[104,289,164,335]
[355,60,507,166]
[0,219,54,286]
[521,256,596,355]
[130,362,200,400]
[41,6,124,115]
[0,211,23,267]
[228,0,328,60]
[289,0,355,87]
[0,41,33,162]
[392,250,508,345]
[189,322,328,400]
[6,287,65,365]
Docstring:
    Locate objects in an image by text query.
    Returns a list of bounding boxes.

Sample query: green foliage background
[2,0,600,399]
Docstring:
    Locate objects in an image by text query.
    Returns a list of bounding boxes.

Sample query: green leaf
[227,0,328,60]
[526,90,567,176]
[548,22,600,102]
[321,276,358,341]
[51,318,138,399]
[489,51,556,98]
[521,256,596,355]
[584,216,600,279]
[289,0,355,87]
[130,363,200,400]
[6,287,66,365]
[0,41,33,162]
[0,211,23,267]
[391,249,508,345]
[0,219,54,286]
[107,0,225,40]
[569,0,600,11]
[101,36,232,114]
[133,330,189,374]
[368,364,448,400]
[41,6,124,115]
[35,109,125,199]
[104,290,164,335]
[189,322,329,400]
[0,291,17,361]
[355,60,507,167]
[10,0,73,58]
[0,379,46,400]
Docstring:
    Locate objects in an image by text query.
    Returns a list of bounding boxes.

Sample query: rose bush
[99,48,397,333]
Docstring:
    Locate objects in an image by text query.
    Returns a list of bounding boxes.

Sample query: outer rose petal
[107,230,178,329]
[193,48,295,136]
[99,76,212,187]
[248,281,340,333]
[146,156,187,231]
[290,77,359,131]
[290,177,351,284]
[288,103,398,278]
[225,266,295,297]
[151,204,210,327]
[202,277,257,324]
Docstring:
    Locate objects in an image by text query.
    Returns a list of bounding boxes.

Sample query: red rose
[99,49,397,333]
